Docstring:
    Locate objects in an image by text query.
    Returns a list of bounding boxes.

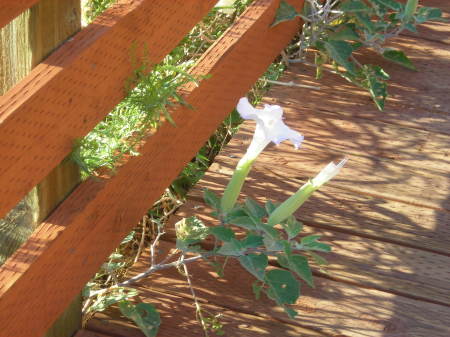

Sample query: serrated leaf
[329,24,360,41]
[324,40,355,74]
[217,238,243,256]
[203,188,221,210]
[265,200,278,215]
[239,254,268,281]
[271,0,300,27]
[245,197,267,219]
[284,306,298,318]
[301,235,322,245]
[119,302,161,337]
[382,49,416,70]
[355,12,376,33]
[241,234,264,248]
[265,269,300,305]
[415,7,444,24]
[369,0,401,11]
[282,216,303,240]
[257,222,280,239]
[309,251,329,265]
[210,226,235,242]
[227,216,257,230]
[340,0,371,12]
[286,255,314,287]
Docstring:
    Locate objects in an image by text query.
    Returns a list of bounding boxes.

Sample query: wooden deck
[77,4,450,337]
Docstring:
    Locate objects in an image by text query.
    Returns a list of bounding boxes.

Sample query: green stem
[267,181,316,226]
[220,157,255,213]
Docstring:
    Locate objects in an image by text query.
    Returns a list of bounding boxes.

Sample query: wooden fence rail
[0,0,302,336]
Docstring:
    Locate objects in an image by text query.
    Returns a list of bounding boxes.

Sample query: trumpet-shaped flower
[221,97,303,213]
[311,158,348,188]
[237,97,303,161]
[268,158,348,226]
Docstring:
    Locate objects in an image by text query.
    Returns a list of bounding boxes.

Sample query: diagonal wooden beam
[0,1,303,336]
[0,0,214,219]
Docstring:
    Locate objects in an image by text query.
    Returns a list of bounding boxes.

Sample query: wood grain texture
[0,0,40,29]
[87,287,324,337]
[189,170,450,255]
[0,0,215,220]
[0,1,303,336]
[87,246,450,337]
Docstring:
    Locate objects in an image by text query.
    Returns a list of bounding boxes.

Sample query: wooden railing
[0,0,303,336]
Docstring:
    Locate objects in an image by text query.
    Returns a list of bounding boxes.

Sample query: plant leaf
[119,302,161,337]
[265,269,300,305]
[382,49,416,70]
[203,188,221,210]
[217,238,244,256]
[241,234,264,248]
[271,0,300,27]
[282,216,303,240]
[324,40,355,74]
[210,226,235,242]
[286,255,314,287]
[340,0,371,13]
[245,197,267,219]
[239,254,268,281]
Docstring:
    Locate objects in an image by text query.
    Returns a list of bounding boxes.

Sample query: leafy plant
[272,0,445,110]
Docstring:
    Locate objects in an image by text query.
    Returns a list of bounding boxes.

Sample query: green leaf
[121,231,135,245]
[119,302,161,337]
[271,0,300,27]
[309,252,329,265]
[383,49,416,70]
[304,242,332,252]
[265,269,300,305]
[301,235,322,245]
[265,200,278,215]
[369,0,401,11]
[245,198,267,219]
[241,234,264,248]
[284,307,298,318]
[367,73,388,110]
[415,7,444,23]
[286,255,314,287]
[282,216,303,240]
[372,65,390,80]
[217,238,244,256]
[210,226,235,242]
[329,24,360,41]
[340,0,371,12]
[324,40,355,74]
[257,222,280,239]
[239,254,268,281]
[227,215,257,230]
[355,12,376,33]
[203,188,221,210]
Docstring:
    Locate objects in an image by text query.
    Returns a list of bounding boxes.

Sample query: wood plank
[189,169,450,256]
[0,0,215,220]
[0,0,40,29]
[280,35,450,116]
[212,129,450,211]
[89,246,450,337]
[87,290,324,337]
[172,199,450,306]
[0,2,304,337]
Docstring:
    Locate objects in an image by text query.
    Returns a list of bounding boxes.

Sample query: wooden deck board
[86,246,450,337]
[188,171,450,256]
[84,3,450,336]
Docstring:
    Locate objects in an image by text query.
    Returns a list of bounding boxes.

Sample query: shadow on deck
[77,4,450,337]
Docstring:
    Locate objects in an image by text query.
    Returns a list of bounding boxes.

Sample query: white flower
[215,0,237,14]
[237,97,303,161]
[311,158,348,188]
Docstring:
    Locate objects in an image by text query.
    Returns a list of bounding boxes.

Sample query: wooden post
[0,1,82,336]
